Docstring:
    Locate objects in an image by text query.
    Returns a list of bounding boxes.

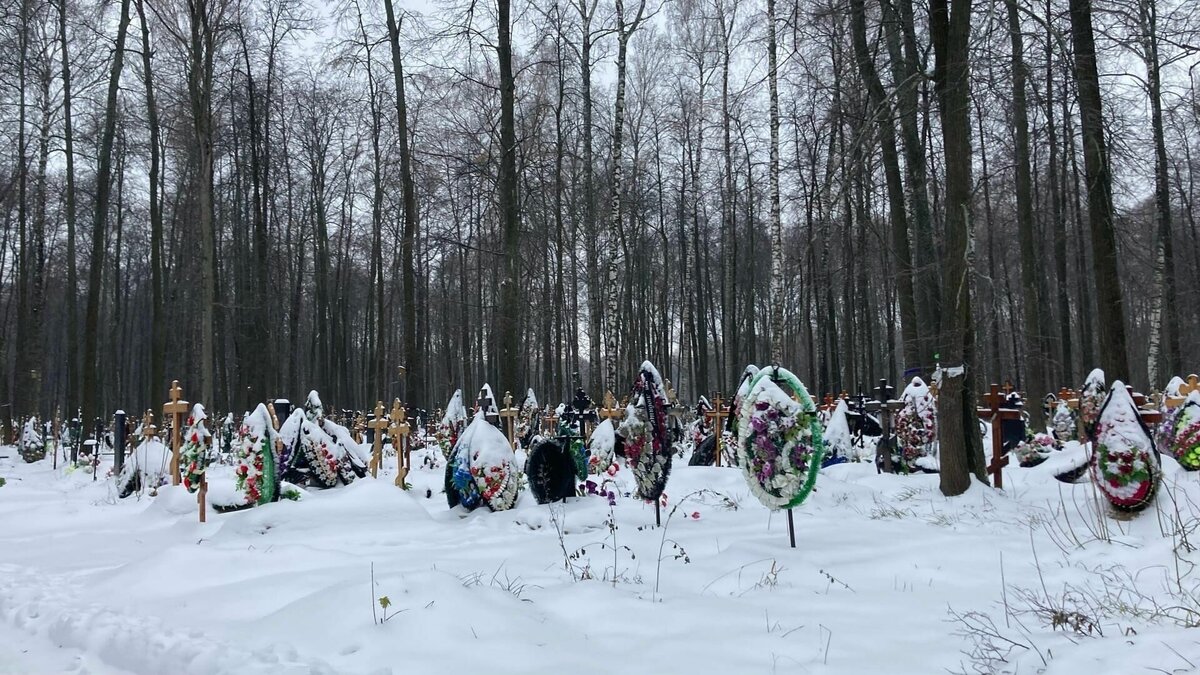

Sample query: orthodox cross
[389,399,411,488]
[704,393,731,467]
[598,391,624,424]
[977,384,1019,489]
[499,392,520,449]
[368,401,388,479]
[162,380,189,486]
[142,410,158,441]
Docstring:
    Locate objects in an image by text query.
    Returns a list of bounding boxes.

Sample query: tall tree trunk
[14,0,32,418]
[1068,0,1130,381]
[136,0,165,408]
[496,0,521,394]
[1044,2,1073,384]
[883,0,938,361]
[605,0,645,393]
[82,0,132,426]
[1140,0,1180,385]
[1005,0,1047,426]
[931,0,985,496]
[851,0,918,371]
[59,0,80,415]
[383,0,423,406]
[767,0,784,364]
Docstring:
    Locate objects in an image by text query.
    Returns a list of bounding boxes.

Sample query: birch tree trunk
[767,0,783,364]
[605,0,646,393]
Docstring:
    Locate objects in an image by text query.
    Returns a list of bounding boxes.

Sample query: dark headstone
[113,411,127,475]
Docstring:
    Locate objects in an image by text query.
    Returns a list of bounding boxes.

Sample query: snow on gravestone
[436,389,468,459]
[1091,382,1160,512]
[233,403,280,506]
[736,367,825,512]
[321,416,371,475]
[179,404,211,494]
[116,436,172,498]
[445,413,521,511]
[822,399,854,463]
[1156,376,1188,454]
[1171,391,1200,471]
[1078,368,1108,444]
[895,377,937,471]
[279,408,344,489]
[305,390,325,421]
[588,419,617,473]
[617,361,674,505]
[728,365,760,438]
[19,418,45,463]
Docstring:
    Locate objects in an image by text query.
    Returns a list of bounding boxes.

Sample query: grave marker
[704,393,731,467]
[598,391,624,424]
[113,410,127,476]
[977,384,1019,489]
[142,410,158,441]
[389,399,411,488]
[162,380,189,486]
[499,392,520,449]
[368,401,388,478]
[867,380,903,473]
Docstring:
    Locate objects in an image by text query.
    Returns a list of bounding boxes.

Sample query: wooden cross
[542,410,559,435]
[142,410,158,441]
[1001,380,1015,396]
[368,401,388,478]
[821,393,836,412]
[977,384,1018,489]
[598,391,624,423]
[162,380,189,486]
[498,392,520,449]
[353,413,366,444]
[389,399,411,488]
[1124,385,1164,426]
[704,393,731,467]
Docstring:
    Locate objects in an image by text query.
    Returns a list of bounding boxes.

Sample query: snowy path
[2,446,1199,674]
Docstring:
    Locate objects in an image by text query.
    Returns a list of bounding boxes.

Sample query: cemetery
[2,365,1200,673]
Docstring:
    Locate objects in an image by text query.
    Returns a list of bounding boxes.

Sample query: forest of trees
[1,0,1198,436]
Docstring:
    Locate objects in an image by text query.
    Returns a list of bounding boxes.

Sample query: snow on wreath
[736,366,825,511]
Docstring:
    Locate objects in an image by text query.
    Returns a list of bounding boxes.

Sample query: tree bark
[1068,0,1130,381]
[82,0,132,426]
[930,0,985,496]
[496,0,522,394]
[1005,0,1047,427]
[851,0,919,371]
[383,0,423,406]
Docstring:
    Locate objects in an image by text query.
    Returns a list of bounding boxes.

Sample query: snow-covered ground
[1,443,1198,674]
